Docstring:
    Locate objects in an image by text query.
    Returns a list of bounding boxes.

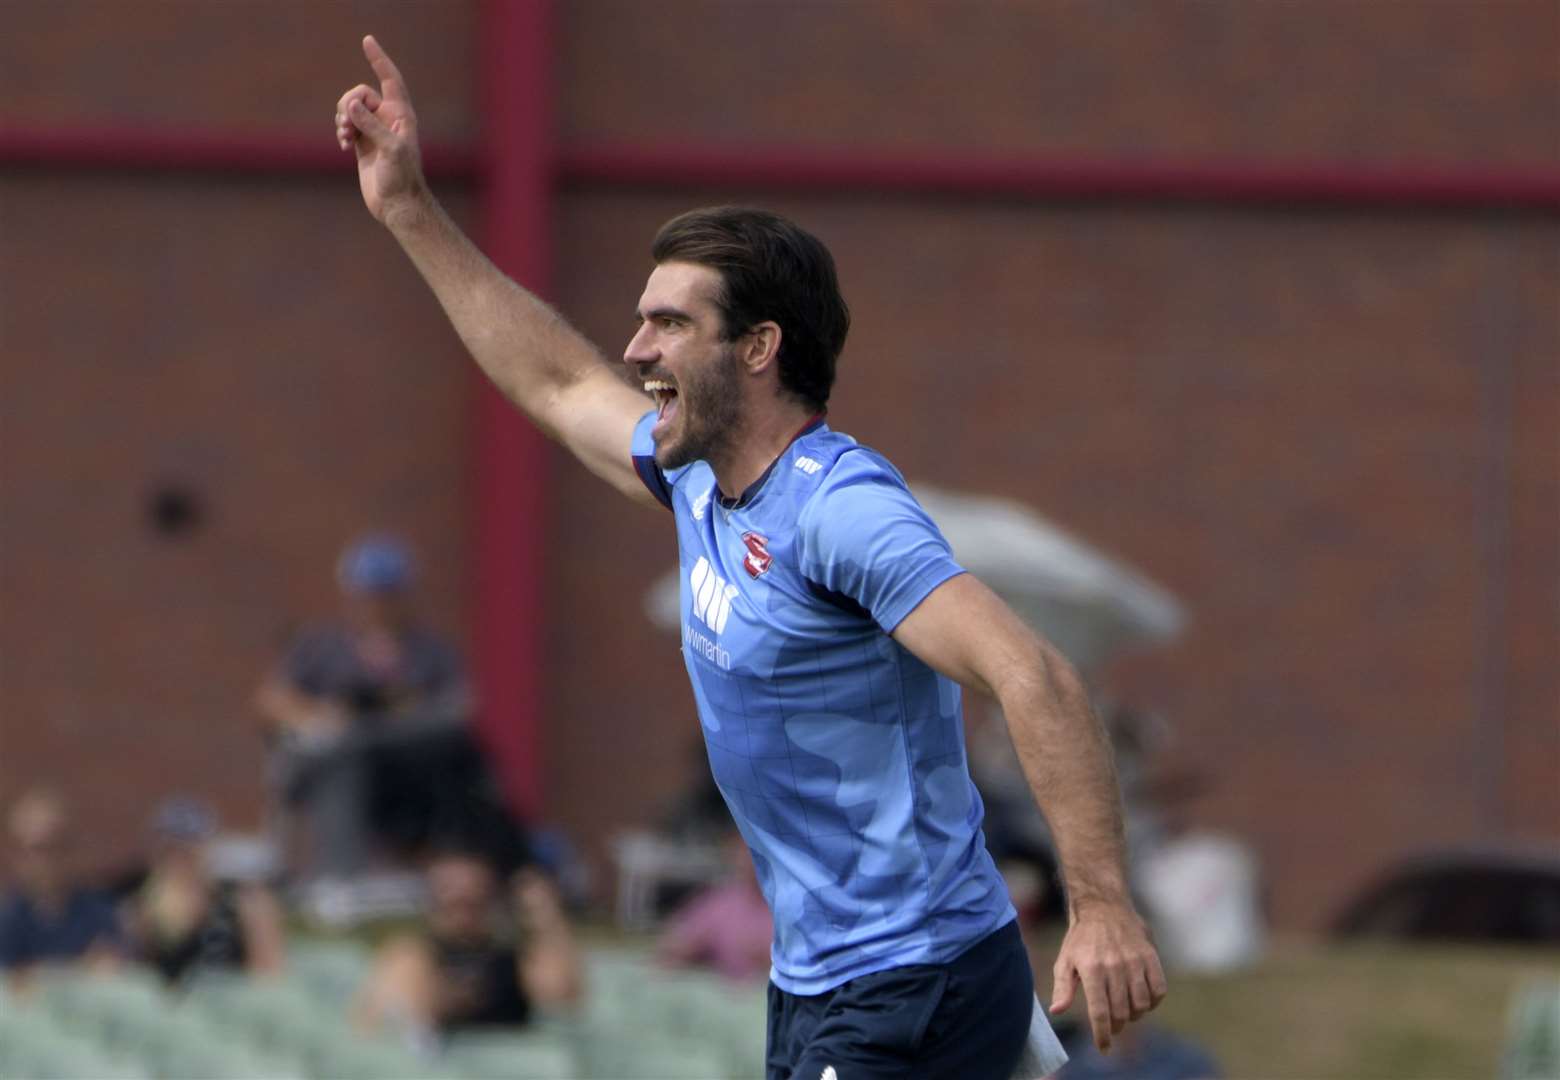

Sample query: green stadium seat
[32,970,178,1065]
[287,939,373,1006]
[5,956,769,1080]
[621,1040,730,1079]
[442,1030,580,1079]
[311,1035,460,1080]
[0,1010,145,1080]
[186,975,338,1050]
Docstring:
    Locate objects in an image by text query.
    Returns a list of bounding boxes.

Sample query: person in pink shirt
[656,829,773,983]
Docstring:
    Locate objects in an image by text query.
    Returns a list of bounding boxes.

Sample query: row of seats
[0,942,770,1080]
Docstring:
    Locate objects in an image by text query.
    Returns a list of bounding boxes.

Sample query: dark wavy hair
[651,207,850,411]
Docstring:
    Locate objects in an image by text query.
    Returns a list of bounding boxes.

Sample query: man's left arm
[892,572,1167,1053]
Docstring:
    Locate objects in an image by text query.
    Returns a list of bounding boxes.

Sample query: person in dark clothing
[255,534,476,879]
[0,789,124,993]
[426,929,533,1028]
[354,849,581,1040]
[1053,1019,1222,1080]
[122,797,285,986]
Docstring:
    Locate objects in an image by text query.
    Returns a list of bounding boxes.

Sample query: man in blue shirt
[1,790,124,992]
[335,36,1166,1077]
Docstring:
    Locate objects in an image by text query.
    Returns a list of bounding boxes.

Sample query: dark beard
[655,345,745,471]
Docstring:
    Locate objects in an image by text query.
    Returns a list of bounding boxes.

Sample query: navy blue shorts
[765,920,1034,1080]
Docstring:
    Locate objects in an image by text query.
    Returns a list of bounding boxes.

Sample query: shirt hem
[766,903,1018,997]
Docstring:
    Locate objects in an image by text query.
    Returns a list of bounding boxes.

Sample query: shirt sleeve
[630,409,676,511]
[797,450,965,632]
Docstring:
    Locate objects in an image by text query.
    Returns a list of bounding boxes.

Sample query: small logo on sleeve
[741,532,773,578]
[794,456,823,475]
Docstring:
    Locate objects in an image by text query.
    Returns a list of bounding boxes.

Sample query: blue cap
[337,534,415,593]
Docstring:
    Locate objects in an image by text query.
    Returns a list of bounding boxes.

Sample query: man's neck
[710,402,819,501]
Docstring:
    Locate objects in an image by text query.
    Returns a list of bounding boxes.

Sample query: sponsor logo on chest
[688,555,738,632]
[684,555,736,670]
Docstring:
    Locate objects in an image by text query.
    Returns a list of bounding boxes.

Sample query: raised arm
[334,36,655,505]
[891,573,1167,1053]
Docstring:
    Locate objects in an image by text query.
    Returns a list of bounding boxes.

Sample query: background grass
[1073,936,1560,1079]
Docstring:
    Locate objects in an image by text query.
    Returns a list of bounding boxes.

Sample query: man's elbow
[991,635,1065,706]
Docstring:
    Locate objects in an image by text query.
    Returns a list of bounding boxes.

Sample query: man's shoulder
[791,430,911,526]
[794,429,905,499]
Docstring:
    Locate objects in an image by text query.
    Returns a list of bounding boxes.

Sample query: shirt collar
[716,412,827,510]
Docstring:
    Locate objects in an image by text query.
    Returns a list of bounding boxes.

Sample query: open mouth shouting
[645,377,680,437]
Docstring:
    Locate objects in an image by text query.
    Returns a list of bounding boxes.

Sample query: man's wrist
[382,184,438,235]
[1064,879,1135,921]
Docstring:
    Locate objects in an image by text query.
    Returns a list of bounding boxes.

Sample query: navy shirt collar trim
[716,412,827,510]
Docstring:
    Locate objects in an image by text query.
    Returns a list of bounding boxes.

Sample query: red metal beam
[0,127,479,179]
[474,0,554,821]
[561,143,1560,212]
[3,125,1558,212]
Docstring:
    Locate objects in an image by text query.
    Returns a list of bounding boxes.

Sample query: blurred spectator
[122,797,285,986]
[1134,765,1265,974]
[0,789,123,992]
[255,534,474,881]
[973,698,1169,930]
[659,737,735,845]
[1050,1020,1221,1080]
[608,739,733,929]
[1137,828,1264,975]
[655,827,772,982]
[353,849,582,1043]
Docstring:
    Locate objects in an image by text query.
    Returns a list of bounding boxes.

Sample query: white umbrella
[912,486,1185,670]
[644,484,1185,671]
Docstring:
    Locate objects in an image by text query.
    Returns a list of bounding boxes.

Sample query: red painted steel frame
[564,144,1560,212]
[0,128,479,179]
[3,126,1558,211]
[474,0,553,818]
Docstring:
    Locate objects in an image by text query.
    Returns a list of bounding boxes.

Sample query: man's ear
[740,321,782,375]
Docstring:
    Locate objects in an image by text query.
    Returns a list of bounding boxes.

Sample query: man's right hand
[327,34,655,510]
[334,35,426,224]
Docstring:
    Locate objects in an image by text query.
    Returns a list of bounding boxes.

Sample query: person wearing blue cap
[123,796,286,985]
[256,534,472,884]
[336,532,416,592]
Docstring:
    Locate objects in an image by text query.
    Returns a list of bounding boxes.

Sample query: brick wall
[0,170,479,869]
[2,1,1554,927]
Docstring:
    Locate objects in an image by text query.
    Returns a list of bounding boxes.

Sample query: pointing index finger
[362,34,409,103]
